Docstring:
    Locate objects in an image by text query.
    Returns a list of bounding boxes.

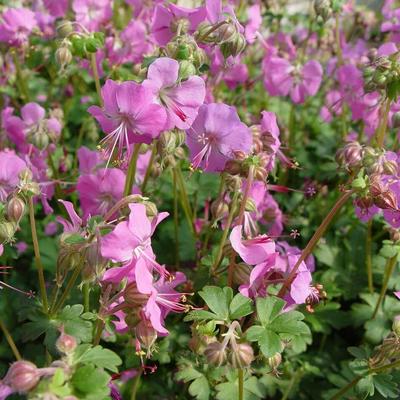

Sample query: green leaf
[373,374,399,398]
[71,365,110,397]
[245,326,265,342]
[258,329,283,357]
[229,293,253,320]
[199,286,231,321]
[57,305,93,343]
[74,345,122,373]
[355,376,374,399]
[188,375,210,400]
[255,297,286,326]
[184,310,224,322]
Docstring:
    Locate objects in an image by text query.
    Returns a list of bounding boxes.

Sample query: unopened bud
[267,352,282,370]
[383,159,398,176]
[0,221,17,243]
[6,196,25,223]
[56,331,77,354]
[233,263,251,286]
[220,33,246,58]
[204,341,227,366]
[216,23,237,43]
[170,18,190,35]
[230,342,254,368]
[124,282,149,307]
[245,198,257,212]
[5,361,40,393]
[179,60,197,80]
[225,175,242,192]
[56,46,73,67]
[144,201,158,218]
[393,315,400,336]
[57,20,74,38]
[224,160,242,175]
[314,0,332,21]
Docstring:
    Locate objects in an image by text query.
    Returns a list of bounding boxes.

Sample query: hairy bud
[314,0,332,21]
[0,221,17,243]
[204,341,227,366]
[56,331,77,354]
[230,343,254,368]
[124,282,149,307]
[56,46,73,68]
[220,33,246,58]
[136,320,158,349]
[267,352,282,371]
[6,196,25,223]
[5,361,40,393]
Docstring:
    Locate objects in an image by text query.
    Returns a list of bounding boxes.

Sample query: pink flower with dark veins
[143,57,206,130]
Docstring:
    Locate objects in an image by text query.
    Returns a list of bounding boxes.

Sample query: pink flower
[143,57,206,130]
[77,168,126,221]
[245,4,262,44]
[88,80,167,162]
[56,200,83,234]
[72,0,112,32]
[43,0,68,18]
[230,225,276,265]
[0,8,37,47]
[263,57,323,104]
[100,203,169,280]
[186,103,252,172]
[0,151,26,202]
[136,269,187,335]
[151,3,206,46]
[77,146,102,174]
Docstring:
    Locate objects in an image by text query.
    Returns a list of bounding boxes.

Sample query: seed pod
[6,196,25,223]
[230,343,255,368]
[205,341,227,366]
[5,361,40,393]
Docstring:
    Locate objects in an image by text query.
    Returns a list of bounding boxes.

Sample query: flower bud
[56,331,77,354]
[5,361,40,393]
[230,342,254,368]
[144,201,159,218]
[267,352,282,371]
[233,263,251,286]
[136,320,157,349]
[56,46,73,68]
[220,33,246,58]
[245,198,257,213]
[343,141,363,167]
[393,315,400,336]
[211,199,229,220]
[224,160,242,175]
[179,60,197,80]
[225,175,242,192]
[124,282,149,307]
[392,112,400,131]
[383,159,398,176]
[56,20,74,38]
[314,0,332,21]
[6,196,25,223]
[216,23,237,43]
[195,22,216,43]
[170,18,190,35]
[204,341,227,366]
[193,47,208,67]
[0,221,17,243]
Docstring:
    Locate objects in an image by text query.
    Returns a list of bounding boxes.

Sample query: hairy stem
[366,220,374,293]
[141,143,158,194]
[372,255,398,319]
[0,318,21,360]
[28,197,49,312]
[278,190,353,297]
[237,165,254,227]
[211,191,240,274]
[238,369,244,400]
[124,144,142,197]
[375,97,391,148]
[172,169,180,267]
[131,368,143,400]
[90,53,103,107]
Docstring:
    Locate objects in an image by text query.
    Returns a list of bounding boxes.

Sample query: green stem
[124,144,142,197]
[366,220,373,293]
[28,197,49,312]
[83,283,90,313]
[11,50,29,101]
[93,319,105,346]
[211,191,240,274]
[51,258,85,315]
[131,368,143,400]
[172,169,180,267]
[238,369,244,400]
[375,98,391,148]
[372,255,398,319]
[281,369,303,400]
[278,190,353,297]
[237,165,255,226]
[0,318,21,360]
[141,143,157,194]
[330,359,400,400]
[335,13,343,66]
[90,53,103,107]
[174,166,195,235]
